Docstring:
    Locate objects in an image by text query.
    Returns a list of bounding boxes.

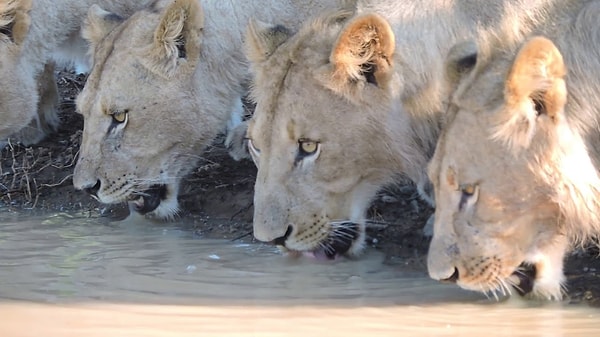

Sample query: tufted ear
[245,19,292,64]
[445,40,478,88]
[82,5,124,47]
[330,13,395,90]
[494,36,567,150]
[143,0,204,78]
[505,36,566,120]
[0,0,32,45]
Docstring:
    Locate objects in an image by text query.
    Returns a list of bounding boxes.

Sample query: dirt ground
[1,70,599,307]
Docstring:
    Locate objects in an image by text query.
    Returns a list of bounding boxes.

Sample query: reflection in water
[0,213,597,336]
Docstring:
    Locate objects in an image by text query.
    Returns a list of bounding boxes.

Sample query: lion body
[427,0,600,300]
[244,0,556,257]
[0,0,151,146]
[72,0,351,219]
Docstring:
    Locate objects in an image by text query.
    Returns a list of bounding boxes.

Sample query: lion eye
[295,138,321,165]
[458,183,478,211]
[299,139,318,155]
[461,184,476,196]
[112,110,129,124]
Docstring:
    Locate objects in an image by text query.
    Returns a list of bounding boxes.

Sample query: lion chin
[443,260,563,301]
[126,184,179,219]
[508,264,537,297]
[85,181,180,220]
[271,222,365,260]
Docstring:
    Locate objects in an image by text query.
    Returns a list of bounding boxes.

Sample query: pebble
[185,265,197,273]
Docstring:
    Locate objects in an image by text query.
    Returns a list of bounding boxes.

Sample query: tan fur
[244,0,558,257]
[427,0,600,300]
[0,0,31,44]
[0,0,151,147]
[331,13,395,92]
[72,0,353,219]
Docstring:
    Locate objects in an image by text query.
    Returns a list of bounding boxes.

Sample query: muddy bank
[1,70,599,306]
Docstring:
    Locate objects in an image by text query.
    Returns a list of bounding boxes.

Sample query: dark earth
[1,70,599,307]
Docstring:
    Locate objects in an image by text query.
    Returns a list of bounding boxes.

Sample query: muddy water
[0,213,597,336]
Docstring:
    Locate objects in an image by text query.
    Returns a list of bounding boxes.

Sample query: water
[0,213,597,336]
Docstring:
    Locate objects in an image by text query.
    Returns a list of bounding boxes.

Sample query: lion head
[73,0,216,218]
[244,11,435,258]
[427,31,600,300]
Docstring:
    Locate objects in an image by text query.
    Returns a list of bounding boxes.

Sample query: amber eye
[299,140,318,155]
[460,183,476,196]
[112,110,128,124]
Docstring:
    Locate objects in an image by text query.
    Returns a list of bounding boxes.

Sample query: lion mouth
[287,222,360,260]
[510,263,537,296]
[129,184,168,214]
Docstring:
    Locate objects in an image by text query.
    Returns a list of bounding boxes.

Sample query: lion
[243,0,555,258]
[72,0,353,219]
[427,0,600,300]
[0,0,151,147]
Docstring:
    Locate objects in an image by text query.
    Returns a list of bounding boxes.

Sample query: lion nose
[440,267,459,284]
[82,180,101,197]
[271,225,293,246]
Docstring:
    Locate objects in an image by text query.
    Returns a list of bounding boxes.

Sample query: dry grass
[0,131,80,208]
[0,70,85,209]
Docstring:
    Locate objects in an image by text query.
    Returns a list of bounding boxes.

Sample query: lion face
[73,0,218,218]
[247,73,375,258]
[245,12,427,258]
[427,36,594,300]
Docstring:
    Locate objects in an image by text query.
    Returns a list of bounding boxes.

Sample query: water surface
[0,213,597,336]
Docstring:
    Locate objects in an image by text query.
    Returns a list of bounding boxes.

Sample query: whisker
[498,277,512,297]
[130,190,151,197]
[330,229,356,240]
[478,282,493,300]
[130,176,186,184]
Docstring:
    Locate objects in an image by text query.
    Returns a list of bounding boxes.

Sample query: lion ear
[494,36,567,149]
[505,36,567,120]
[145,0,204,78]
[245,19,292,64]
[445,40,478,88]
[82,5,124,47]
[0,0,32,45]
[329,13,395,89]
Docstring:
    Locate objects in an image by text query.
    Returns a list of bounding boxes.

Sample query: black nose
[441,267,459,283]
[271,225,293,246]
[84,180,101,197]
